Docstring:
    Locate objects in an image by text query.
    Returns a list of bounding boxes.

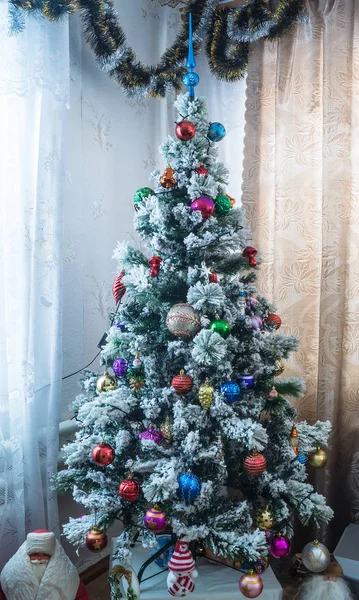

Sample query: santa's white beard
[296,576,354,600]
[30,559,48,585]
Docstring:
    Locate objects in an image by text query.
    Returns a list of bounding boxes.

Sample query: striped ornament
[112,271,126,303]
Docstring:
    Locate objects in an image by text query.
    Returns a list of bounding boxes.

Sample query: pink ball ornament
[239,571,263,598]
[190,197,215,219]
[269,534,291,558]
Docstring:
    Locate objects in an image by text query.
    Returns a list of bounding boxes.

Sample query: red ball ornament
[209,268,218,283]
[112,271,126,303]
[266,314,282,329]
[244,451,267,476]
[196,164,208,177]
[171,370,194,395]
[243,246,258,268]
[85,526,108,553]
[119,474,141,502]
[148,255,162,278]
[92,441,115,467]
[175,120,196,141]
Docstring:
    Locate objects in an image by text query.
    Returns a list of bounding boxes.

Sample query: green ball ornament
[210,318,231,339]
[214,194,231,215]
[133,187,154,208]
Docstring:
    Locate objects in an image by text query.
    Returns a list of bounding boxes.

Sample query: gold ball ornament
[274,359,285,376]
[302,539,330,573]
[96,371,117,393]
[199,379,214,409]
[255,505,275,531]
[308,446,328,468]
[289,425,299,448]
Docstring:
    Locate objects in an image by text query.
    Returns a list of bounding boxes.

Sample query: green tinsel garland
[9,0,306,97]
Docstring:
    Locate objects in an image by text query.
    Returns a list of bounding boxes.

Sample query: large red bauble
[85,526,108,553]
[112,271,126,303]
[266,313,282,330]
[175,120,196,141]
[171,370,194,395]
[244,452,267,476]
[92,442,115,466]
[242,246,258,268]
[119,476,141,502]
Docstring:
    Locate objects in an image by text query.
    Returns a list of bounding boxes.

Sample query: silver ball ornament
[302,540,330,573]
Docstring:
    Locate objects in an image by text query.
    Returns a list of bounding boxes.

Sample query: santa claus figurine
[167,540,198,597]
[0,529,89,600]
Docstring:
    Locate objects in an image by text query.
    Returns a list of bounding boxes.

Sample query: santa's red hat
[26,529,56,556]
[168,540,195,573]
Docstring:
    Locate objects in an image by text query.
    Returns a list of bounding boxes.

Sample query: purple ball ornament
[190,197,215,219]
[144,505,167,533]
[269,534,291,558]
[139,424,164,445]
[113,358,128,377]
[251,315,263,331]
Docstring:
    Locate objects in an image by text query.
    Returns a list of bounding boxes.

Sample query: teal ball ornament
[177,472,201,502]
[220,381,241,403]
[133,187,154,209]
[208,122,226,142]
[210,318,231,339]
[214,194,231,215]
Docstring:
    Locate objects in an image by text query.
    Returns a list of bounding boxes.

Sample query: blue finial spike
[183,12,200,99]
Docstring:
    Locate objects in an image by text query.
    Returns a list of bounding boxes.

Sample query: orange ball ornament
[119,474,141,502]
[244,451,267,476]
[85,526,108,553]
[171,370,194,394]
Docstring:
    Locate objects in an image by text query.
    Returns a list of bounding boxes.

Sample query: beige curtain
[242,0,359,548]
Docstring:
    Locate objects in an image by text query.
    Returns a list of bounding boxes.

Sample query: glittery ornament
[96,371,117,393]
[160,166,176,188]
[214,194,231,215]
[92,442,115,466]
[139,424,164,445]
[308,446,328,468]
[196,164,208,177]
[210,318,230,339]
[166,303,201,339]
[269,534,291,558]
[190,196,215,219]
[255,505,275,531]
[175,120,196,141]
[118,474,141,502]
[274,358,285,376]
[239,570,263,598]
[266,314,282,329]
[86,526,108,553]
[160,415,173,448]
[244,451,266,476]
[177,472,201,502]
[148,255,162,277]
[113,357,128,377]
[220,381,241,403]
[301,540,330,573]
[208,122,226,142]
[144,505,167,532]
[289,425,299,448]
[251,315,263,331]
[172,370,194,395]
[238,373,255,390]
[243,246,258,268]
[226,193,236,207]
[209,267,218,283]
[296,451,308,465]
[112,271,126,303]
[198,379,214,409]
[133,187,154,208]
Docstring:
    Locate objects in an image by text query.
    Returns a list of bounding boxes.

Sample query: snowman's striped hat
[168,540,196,573]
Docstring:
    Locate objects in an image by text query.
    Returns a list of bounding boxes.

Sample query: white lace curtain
[0,9,69,567]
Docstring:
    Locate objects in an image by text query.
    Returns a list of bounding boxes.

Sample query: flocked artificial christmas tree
[57,18,333,598]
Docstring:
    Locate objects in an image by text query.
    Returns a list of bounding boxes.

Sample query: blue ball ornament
[208,122,226,142]
[220,381,241,403]
[177,472,201,502]
[238,373,255,390]
[151,534,176,568]
[183,72,200,88]
[296,451,308,465]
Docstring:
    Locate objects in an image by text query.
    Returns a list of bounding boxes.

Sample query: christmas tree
[57,24,333,596]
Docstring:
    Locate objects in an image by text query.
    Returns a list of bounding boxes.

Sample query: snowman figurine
[167,540,198,597]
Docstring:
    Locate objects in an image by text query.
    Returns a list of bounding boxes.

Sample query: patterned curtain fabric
[0,9,69,567]
[242,0,359,548]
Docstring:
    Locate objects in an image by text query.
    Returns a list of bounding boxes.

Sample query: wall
[60,0,246,570]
